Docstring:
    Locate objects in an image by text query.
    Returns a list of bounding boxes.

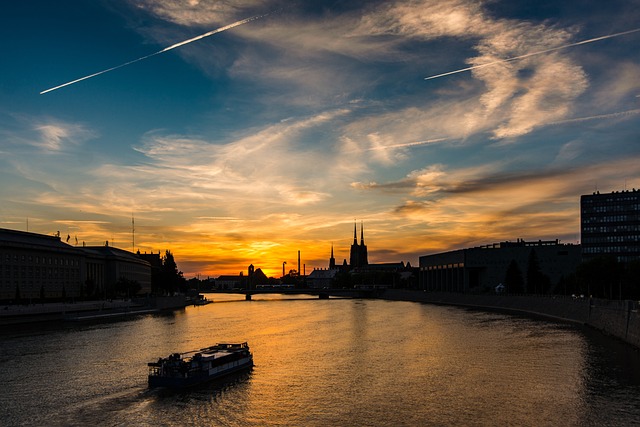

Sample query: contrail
[41,13,268,95]
[425,27,640,81]
[346,137,448,153]
[548,109,640,126]
[366,137,448,151]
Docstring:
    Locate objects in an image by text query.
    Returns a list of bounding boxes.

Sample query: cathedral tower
[329,244,336,269]
[349,221,368,268]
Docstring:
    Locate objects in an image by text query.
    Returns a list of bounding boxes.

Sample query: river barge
[148,342,253,388]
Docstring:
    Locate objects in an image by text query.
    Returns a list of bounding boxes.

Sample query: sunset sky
[1,0,639,278]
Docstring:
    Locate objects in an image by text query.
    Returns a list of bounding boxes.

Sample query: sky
[1,0,639,278]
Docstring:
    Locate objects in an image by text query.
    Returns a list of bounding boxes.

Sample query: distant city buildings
[307,221,416,288]
[419,239,581,293]
[216,264,268,290]
[581,189,640,263]
[0,228,151,301]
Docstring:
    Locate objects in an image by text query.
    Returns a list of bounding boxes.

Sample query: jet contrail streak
[367,137,448,151]
[549,109,640,126]
[425,27,640,81]
[41,14,268,95]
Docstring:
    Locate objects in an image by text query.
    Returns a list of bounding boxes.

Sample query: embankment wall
[381,290,640,349]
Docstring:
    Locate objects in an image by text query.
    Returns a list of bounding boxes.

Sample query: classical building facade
[81,245,152,297]
[0,229,84,301]
[581,189,640,263]
[0,228,151,301]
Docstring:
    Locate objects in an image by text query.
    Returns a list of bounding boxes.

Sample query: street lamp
[282,261,287,278]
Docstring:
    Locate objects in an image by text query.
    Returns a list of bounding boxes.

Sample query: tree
[504,259,524,294]
[156,250,187,295]
[622,260,640,300]
[114,277,141,298]
[526,250,541,294]
[576,256,620,298]
[526,249,551,294]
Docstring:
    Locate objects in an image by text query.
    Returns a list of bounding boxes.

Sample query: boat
[148,342,253,388]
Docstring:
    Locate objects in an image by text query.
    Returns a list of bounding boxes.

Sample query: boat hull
[148,357,253,389]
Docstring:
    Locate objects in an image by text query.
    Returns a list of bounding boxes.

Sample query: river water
[1,294,639,426]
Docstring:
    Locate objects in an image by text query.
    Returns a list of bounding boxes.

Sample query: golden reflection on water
[1,295,638,426]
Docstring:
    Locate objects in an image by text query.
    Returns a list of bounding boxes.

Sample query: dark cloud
[393,200,434,215]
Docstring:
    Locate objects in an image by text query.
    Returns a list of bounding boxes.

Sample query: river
[1,294,639,426]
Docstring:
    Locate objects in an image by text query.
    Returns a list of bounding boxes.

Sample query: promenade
[0,300,140,325]
[382,289,640,350]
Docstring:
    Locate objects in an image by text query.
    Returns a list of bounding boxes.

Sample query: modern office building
[581,189,640,263]
[419,239,581,293]
[0,228,151,301]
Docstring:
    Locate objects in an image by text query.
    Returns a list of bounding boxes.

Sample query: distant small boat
[194,295,212,305]
[148,342,253,388]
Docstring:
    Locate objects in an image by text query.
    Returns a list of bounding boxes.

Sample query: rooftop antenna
[132,213,135,252]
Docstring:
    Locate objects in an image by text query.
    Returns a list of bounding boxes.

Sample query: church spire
[353,220,358,245]
[329,243,336,269]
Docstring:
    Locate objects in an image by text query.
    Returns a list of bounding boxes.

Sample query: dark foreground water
[1,294,640,426]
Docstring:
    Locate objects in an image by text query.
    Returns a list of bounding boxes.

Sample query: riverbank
[0,295,189,325]
[381,289,640,350]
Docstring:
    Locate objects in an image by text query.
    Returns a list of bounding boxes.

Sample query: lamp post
[282,261,287,279]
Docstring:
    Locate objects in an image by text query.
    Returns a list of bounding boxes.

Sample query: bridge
[209,288,382,301]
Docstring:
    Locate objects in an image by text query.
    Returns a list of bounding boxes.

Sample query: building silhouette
[329,244,336,270]
[349,221,368,268]
[216,264,268,290]
[419,239,581,293]
[581,189,640,263]
[0,228,151,301]
[309,221,416,288]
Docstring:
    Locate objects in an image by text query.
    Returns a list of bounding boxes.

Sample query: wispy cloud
[1,116,97,152]
[424,27,640,80]
[33,122,97,151]
[125,0,627,144]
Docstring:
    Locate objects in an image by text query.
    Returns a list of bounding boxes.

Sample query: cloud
[554,140,585,164]
[351,0,489,39]
[351,1,591,139]
[122,0,601,144]
[133,0,269,26]
[127,109,353,211]
[354,156,640,248]
[1,116,97,152]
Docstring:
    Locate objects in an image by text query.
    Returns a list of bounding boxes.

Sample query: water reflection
[1,297,639,426]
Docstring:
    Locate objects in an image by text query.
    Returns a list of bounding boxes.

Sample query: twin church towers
[329,221,368,270]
